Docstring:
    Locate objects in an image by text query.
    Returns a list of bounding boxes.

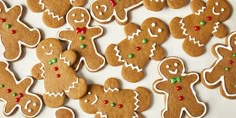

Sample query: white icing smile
[45,50,53,55]
[212,2,224,15]
[24,100,33,113]
[91,94,98,105]
[74,19,85,23]
[168,69,178,74]
[97,5,107,15]
[148,28,158,37]
[150,0,164,2]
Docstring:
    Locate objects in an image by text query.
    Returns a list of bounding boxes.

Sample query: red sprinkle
[16,98,20,102]
[56,74,61,78]
[19,93,23,98]
[194,26,200,31]
[136,46,141,51]
[7,89,11,93]
[11,30,16,34]
[1,18,5,22]
[118,104,123,108]
[229,60,233,65]
[178,96,184,101]
[176,86,182,91]
[206,16,212,21]
[54,67,59,71]
[104,100,108,104]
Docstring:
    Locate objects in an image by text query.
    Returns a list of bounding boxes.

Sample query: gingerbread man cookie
[31,38,87,108]
[27,0,87,28]
[153,57,207,118]
[0,1,41,61]
[202,32,236,99]
[143,0,189,11]
[58,7,105,72]
[169,0,232,56]
[55,107,75,118]
[105,17,169,82]
[90,0,142,25]
[80,78,151,118]
[0,61,42,117]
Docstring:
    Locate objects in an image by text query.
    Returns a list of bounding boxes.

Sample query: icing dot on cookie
[229,60,233,65]
[200,21,206,26]
[42,46,45,49]
[96,6,99,9]
[81,14,85,17]
[88,92,91,95]
[174,63,178,67]
[50,43,53,47]
[158,28,162,33]
[85,99,89,103]
[194,26,200,31]
[28,109,32,113]
[99,12,103,15]
[56,74,61,78]
[151,23,156,27]
[166,65,169,69]
[215,2,219,6]
[221,8,225,12]
[33,103,37,106]
[72,13,76,17]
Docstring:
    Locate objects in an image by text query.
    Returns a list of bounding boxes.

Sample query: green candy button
[233,54,236,57]
[6,24,11,28]
[225,67,230,71]
[128,54,134,58]
[200,21,206,26]
[79,36,85,40]
[142,38,148,44]
[111,102,116,107]
[80,44,86,49]
[12,93,17,97]
[0,84,4,88]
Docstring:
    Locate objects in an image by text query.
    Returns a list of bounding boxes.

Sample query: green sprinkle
[79,36,85,40]
[12,93,17,97]
[0,84,4,88]
[128,54,134,58]
[200,21,206,26]
[142,38,148,44]
[233,54,236,57]
[6,24,11,28]
[225,67,230,71]
[80,44,86,49]
[111,102,116,107]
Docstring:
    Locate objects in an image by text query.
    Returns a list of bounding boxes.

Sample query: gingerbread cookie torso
[0,1,41,61]
[31,38,87,108]
[27,0,87,28]
[105,17,169,82]
[0,61,42,117]
[90,0,142,25]
[79,78,151,118]
[143,0,189,11]
[58,7,105,72]
[153,57,207,118]
[169,0,232,56]
[202,32,236,99]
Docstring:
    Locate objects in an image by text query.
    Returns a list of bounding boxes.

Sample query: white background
[0,0,236,118]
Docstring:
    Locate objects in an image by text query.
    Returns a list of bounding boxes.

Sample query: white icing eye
[28,109,32,113]
[42,46,45,49]
[49,43,53,47]
[96,6,99,9]
[158,28,162,33]
[88,92,91,95]
[215,2,219,6]
[81,13,85,17]
[85,99,88,103]
[174,63,178,67]
[151,23,156,27]
[221,8,225,12]
[99,12,103,15]
[166,65,170,69]
[72,13,76,17]
[0,8,1,12]
[33,103,37,106]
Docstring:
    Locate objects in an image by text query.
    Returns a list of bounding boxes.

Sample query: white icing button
[85,99,88,103]
[88,92,91,95]
[174,63,178,67]
[72,13,76,17]
[151,23,156,27]
[166,65,170,69]
[158,28,162,33]
[221,8,225,12]
[42,46,45,49]
[99,12,103,15]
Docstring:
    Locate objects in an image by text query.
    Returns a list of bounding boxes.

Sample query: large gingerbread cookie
[31,38,87,107]
[169,0,232,56]
[0,1,41,61]
[153,57,207,118]
[80,78,151,118]
[27,0,87,28]
[202,32,236,99]
[105,17,169,82]
[90,0,142,25]
[0,61,42,117]
[58,7,105,72]
[143,0,189,11]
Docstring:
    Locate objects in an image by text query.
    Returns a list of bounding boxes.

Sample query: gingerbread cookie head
[19,95,42,117]
[55,107,75,118]
[90,0,113,22]
[159,57,184,79]
[67,7,90,29]
[36,38,63,62]
[228,32,236,48]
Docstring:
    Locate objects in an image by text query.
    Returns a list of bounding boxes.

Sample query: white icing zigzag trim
[65,78,79,93]
[45,91,64,97]
[114,46,143,72]
[128,29,141,40]
[194,7,206,15]
[45,9,63,20]
[133,112,138,118]
[179,19,188,36]
[104,87,119,93]
[149,43,157,58]
[59,54,70,66]
[212,22,220,33]
[134,91,140,111]
[40,63,45,78]
[96,112,107,118]
[189,36,204,47]
[39,0,45,10]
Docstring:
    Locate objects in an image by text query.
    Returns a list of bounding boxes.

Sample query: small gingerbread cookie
[169,0,232,56]
[0,61,42,117]
[0,1,41,61]
[143,0,189,11]
[105,17,169,82]
[90,0,142,25]
[58,7,105,72]
[153,57,207,118]
[31,38,87,108]
[55,107,75,118]
[80,77,152,118]
[202,32,236,99]
[27,0,87,28]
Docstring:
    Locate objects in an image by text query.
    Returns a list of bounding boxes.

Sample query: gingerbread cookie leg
[27,0,45,12]
[182,36,205,56]
[169,17,188,39]
[167,0,189,9]
[122,65,144,83]
[105,44,124,66]
[184,97,206,117]
[42,12,65,28]
[163,105,182,118]
[64,78,87,99]
[2,37,21,60]
[135,87,151,112]
[43,92,66,108]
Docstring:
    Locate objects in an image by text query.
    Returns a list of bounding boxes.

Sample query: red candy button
[206,16,212,21]
[118,104,123,108]
[7,89,11,93]
[194,26,200,31]
[229,60,233,65]
[178,96,184,101]
[136,46,141,51]
[1,18,5,22]
[11,30,16,34]
[104,100,108,104]
[56,74,61,78]
[19,93,24,97]
[54,67,58,71]
[176,86,182,91]
[16,98,20,102]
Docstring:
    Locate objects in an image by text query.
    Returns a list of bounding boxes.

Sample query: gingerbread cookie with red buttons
[55,107,75,118]
[0,61,42,117]
[27,0,87,28]
[105,17,169,82]
[58,7,105,72]
[90,0,142,25]
[169,0,232,57]
[31,38,87,108]
[143,0,189,11]
[153,57,207,118]
[202,32,236,99]
[80,77,151,118]
[0,1,41,61]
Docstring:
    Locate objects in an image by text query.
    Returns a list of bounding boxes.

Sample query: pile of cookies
[0,0,234,117]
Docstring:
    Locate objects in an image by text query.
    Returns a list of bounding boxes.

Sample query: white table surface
[0,0,236,118]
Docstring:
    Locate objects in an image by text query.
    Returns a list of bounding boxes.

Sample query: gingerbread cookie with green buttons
[31,38,87,108]
[153,57,207,118]
[105,17,169,82]
[0,61,42,117]
[0,1,41,61]
[79,77,152,118]
[202,32,236,99]
[58,7,105,72]
[169,0,232,56]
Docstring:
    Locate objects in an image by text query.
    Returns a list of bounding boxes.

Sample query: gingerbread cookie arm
[8,5,22,19]
[150,45,166,61]
[31,63,45,80]
[212,23,229,38]
[58,30,75,42]
[90,27,103,38]
[187,73,199,83]
[61,50,77,66]
[71,0,87,7]
[190,0,206,14]
[27,0,45,12]
[124,22,140,39]
[4,102,17,116]
[104,78,120,92]
[153,79,169,93]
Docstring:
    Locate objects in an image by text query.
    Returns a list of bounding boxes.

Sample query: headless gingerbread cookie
[143,0,189,11]
[169,0,231,56]
[105,17,169,82]
[153,57,207,118]
[0,61,42,117]
[58,7,105,72]
[0,1,40,61]
[80,78,151,118]
[31,38,87,108]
